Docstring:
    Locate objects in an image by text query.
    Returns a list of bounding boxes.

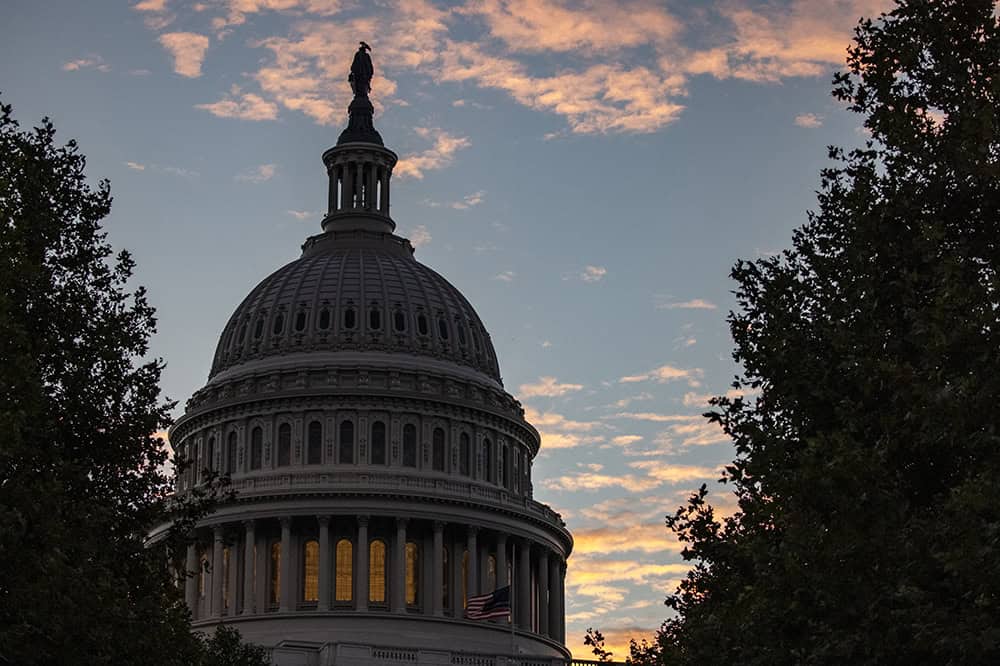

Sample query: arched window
[237,321,248,344]
[393,309,406,332]
[335,539,353,602]
[277,423,291,467]
[294,310,307,332]
[370,421,386,465]
[369,539,386,603]
[369,307,381,330]
[442,545,449,609]
[272,311,285,335]
[487,554,497,593]
[269,542,281,606]
[339,420,354,464]
[343,306,356,330]
[405,542,420,606]
[226,431,237,474]
[417,312,428,336]
[459,433,470,476]
[402,424,417,468]
[462,549,469,609]
[432,428,446,472]
[437,317,449,340]
[483,438,493,483]
[457,321,467,346]
[254,316,265,339]
[307,421,322,465]
[190,442,199,486]
[503,444,512,489]
[205,437,215,473]
[302,540,319,602]
[250,427,262,470]
[318,308,331,330]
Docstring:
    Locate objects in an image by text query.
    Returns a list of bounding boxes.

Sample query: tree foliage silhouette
[0,100,260,664]
[629,1,1000,664]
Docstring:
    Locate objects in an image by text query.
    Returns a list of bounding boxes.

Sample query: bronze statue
[349,41,373,98]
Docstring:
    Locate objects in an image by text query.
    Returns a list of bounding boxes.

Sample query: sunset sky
[2,0,888,657]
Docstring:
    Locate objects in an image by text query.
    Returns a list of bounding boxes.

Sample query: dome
[209,230,503,386]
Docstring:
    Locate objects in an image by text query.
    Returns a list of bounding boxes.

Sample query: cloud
[611,412,702,423]
[159,32,209,77]
[235,163,277,183]
[628,460,723,484]
[197,86,279,120]
[395,127,471,179]
[493,270,516,282]
[565,265,607,282]
[519,376,583,398]
[611,435,643,446]
[524,406,605,450]
[795,112,823,128]
[656,298,716,310]
[287,210,320,220]
[125,161,146,171]
[541,340,552,348]
[134,0,168,10]
[451,190,485,209]
[461,0,680,55]
[682,387,750,408]
[544,472,662,493]
[618,364,703,386]
[62,56,111,72]
[408,225,432,247]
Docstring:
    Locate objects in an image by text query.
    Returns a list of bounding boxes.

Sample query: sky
[2,0,890,657]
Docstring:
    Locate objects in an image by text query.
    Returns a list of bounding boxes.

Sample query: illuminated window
[402,424,417,467]
[369,539,387,603]
[459,433,470,476]
[339,420,354,464]
[307,421,322,465]
[487,555,497,592]
[302,540,319,602]
[371,421,386,465]
[269,542,281,605]
[335,539,353,602]
[405,542,419,605]
[250,427,262,470]
[432,428,446,472]
[277,423,291,467]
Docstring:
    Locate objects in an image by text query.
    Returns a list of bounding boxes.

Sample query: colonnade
[185,513,567,643]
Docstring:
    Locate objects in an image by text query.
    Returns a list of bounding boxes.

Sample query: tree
[648,1,1000,664]
[0,100,260,664]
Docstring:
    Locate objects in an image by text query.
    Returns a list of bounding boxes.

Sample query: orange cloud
[159,32,209,78]
[544,472,661,493]
[618,364,703,386]
[197,85,279,120]
[519,378,585,399]
[395,127,471,179]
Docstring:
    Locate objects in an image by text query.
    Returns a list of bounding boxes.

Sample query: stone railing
[226,469,566,530]
[264,642,586,666]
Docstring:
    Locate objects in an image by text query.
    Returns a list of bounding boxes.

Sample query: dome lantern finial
[320,41,398,235]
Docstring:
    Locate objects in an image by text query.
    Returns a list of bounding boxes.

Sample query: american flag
[465,585,511,620]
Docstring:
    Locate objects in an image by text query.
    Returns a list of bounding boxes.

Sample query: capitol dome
[160,44,572,666]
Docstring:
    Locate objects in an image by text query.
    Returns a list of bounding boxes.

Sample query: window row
[228,304,490,355]
[185,423,531,491]
[201,539,506,612]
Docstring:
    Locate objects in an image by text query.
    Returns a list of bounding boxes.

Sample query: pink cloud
[159,32,209,77]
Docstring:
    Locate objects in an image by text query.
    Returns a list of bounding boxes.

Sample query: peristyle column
[242,520,255,615]
[211,527,225,618]
[432,521,444,616]
[393,518,407,613]
[185,542,198,616]
[318,516,331,611]
[537,549,549,636]
[279,517,292,612]
[517,540,531,631]
[466,526,479,598]
[548,554,561,639]
[355,515,369,611]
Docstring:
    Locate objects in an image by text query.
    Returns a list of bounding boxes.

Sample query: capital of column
[466,524,479,536]
[242,519,255,529]
[279,516,292,528]
[357,514,370,527]
[432,520,445,531]
[396,517,408,528]
[318,515,331,527]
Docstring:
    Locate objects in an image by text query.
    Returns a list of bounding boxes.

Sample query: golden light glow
[303,539,319,602]
[405,541,419,605]
[369,539,386,603]
[335,539,352,602]
[269,542,281,605]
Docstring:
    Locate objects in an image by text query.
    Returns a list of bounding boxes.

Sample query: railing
[224,469,567,530]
